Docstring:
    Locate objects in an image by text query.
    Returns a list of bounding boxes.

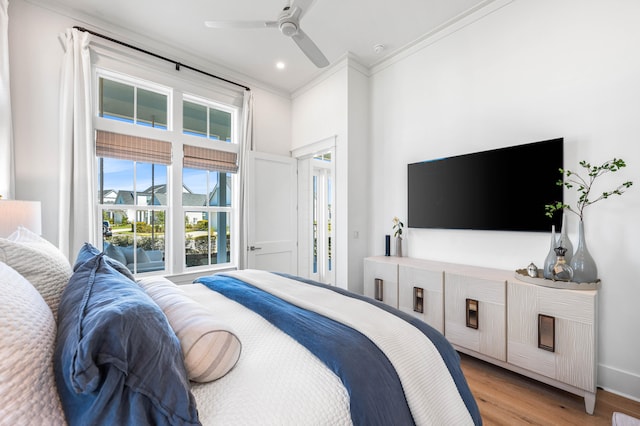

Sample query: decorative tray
[514,269,600,291]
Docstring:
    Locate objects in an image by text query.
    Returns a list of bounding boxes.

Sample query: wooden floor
[460,353,640,425]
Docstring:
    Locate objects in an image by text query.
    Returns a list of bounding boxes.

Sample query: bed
[0,228,482,426]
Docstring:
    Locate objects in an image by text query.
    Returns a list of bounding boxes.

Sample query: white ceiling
[34,0,494,93]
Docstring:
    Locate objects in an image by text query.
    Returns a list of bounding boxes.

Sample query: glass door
[311,153,334,284]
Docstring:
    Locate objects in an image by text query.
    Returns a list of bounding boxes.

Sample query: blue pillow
[74,243,134,281]
[54,252,199,425]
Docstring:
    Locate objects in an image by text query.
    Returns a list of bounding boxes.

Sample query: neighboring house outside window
[96,69,239,276]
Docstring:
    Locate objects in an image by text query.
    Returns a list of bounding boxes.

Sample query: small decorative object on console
[392,216,404,238]
[526,262,538,278]
[392,216,404,257]
[552,246,573,281]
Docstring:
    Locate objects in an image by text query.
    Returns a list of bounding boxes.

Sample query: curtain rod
[73,26,251,92]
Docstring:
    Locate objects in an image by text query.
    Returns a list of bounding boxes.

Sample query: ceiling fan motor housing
[280,21,298,37]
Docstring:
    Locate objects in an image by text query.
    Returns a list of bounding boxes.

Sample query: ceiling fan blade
[291,0,317,19]
[205,20,277,29]
[291,29,329,68]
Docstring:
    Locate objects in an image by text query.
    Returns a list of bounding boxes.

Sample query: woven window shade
[183,145,238,173]
[96,130,172,164]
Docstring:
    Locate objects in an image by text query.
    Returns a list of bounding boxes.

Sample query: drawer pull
[538,314,555,352]
[466,298,479,329]
[374,278,383,301]
[413,287,424,313]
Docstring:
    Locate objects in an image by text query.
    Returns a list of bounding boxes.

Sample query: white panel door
[247,151,297,274]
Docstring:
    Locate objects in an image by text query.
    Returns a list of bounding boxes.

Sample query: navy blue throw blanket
[276,273,482,426]
[196,274,415,426]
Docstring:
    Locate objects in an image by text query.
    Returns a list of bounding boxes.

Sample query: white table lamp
[0,200,42,237]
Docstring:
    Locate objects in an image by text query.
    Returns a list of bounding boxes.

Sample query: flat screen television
[407,138,563,232]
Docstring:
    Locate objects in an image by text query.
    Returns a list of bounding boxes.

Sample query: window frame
[93,67,241,277]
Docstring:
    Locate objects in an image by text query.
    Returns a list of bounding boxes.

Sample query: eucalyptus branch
[545,158,633,222]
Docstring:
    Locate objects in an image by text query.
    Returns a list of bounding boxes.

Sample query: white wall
[252,86,291,156]
[345,64,370,294]
[291,63,347,151]
[9,0,67,244]
[369,0,640,399]
[8,0,292,245]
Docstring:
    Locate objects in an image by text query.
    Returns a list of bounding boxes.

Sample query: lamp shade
[0,200,42,237]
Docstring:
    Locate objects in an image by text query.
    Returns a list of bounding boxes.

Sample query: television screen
[407,138,563,232]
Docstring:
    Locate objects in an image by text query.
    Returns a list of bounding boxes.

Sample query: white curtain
[58,28,96,260]
[238,90,254,269]
[0,0,14,199]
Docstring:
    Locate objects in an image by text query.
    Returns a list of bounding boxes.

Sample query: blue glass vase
[543,225,556,279]
[556,213,573,264]
[570,221,597,283]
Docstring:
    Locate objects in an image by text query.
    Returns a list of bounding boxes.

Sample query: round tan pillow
[138,276,242,382]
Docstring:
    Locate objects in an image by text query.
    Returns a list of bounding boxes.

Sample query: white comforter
[183,283,352,426]
[185,270,476,426]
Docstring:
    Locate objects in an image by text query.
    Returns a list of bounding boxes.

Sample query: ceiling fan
[205,0,330,68]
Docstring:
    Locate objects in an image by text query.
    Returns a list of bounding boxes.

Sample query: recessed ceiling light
[276,61,286,70]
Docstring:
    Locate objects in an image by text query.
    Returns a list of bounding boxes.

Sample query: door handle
[249,246,262,251]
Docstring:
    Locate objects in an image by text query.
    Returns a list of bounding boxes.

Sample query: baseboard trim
[599,364,640,402]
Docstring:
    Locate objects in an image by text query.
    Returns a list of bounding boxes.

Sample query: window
[99,77,168,129]
[312,152,333,283]
[95,71,239,276]
[100,157,168,274]
[183,98,232,141]
[183,169,232,267]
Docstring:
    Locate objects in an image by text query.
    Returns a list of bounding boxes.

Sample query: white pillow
[0,227,72,319]
[138,276,242,383]
[0,261,66,424]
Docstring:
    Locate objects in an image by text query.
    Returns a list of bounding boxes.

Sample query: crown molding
[291,0,513,96]
[370,0,514,76]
